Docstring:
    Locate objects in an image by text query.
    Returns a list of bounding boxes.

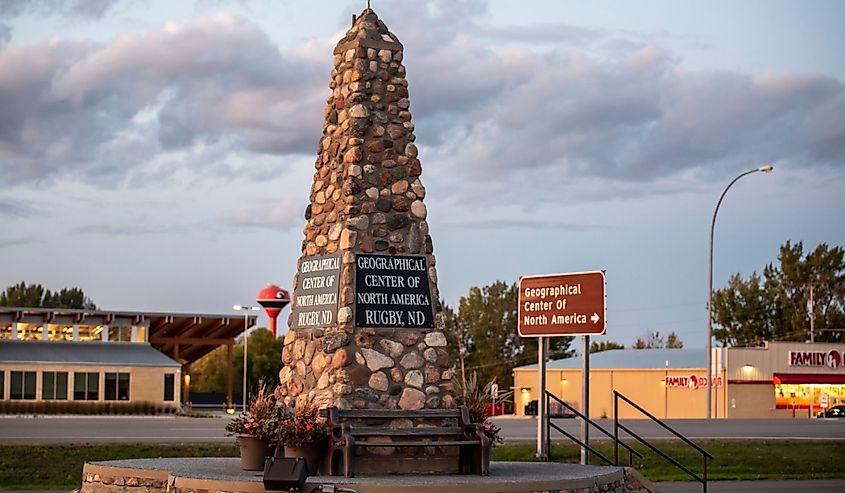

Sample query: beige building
[514,342,845,419]
[727,341,845,418]
[0,307,255,409]
[0,340,181,407]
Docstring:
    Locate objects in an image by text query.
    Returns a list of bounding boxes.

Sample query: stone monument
[278,8,453,414]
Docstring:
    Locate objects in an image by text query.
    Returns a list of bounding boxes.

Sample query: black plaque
[355,254,435,328]
[291,254,341,329]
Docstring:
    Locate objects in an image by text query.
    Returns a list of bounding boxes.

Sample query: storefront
[513,348,726,419]
[513,342,845,419]
[726,341,845,419]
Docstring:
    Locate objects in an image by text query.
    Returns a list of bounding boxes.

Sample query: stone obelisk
[278,9,452,413]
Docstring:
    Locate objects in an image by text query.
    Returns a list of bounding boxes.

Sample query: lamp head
[758,164,774,173]
[233,304,243,311]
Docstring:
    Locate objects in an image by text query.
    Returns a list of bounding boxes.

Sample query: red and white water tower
[256,284,291,337]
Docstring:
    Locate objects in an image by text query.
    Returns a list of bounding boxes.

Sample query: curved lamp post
[707,164,773,419]
[234,304,260,412]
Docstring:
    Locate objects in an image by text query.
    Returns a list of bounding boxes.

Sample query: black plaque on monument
[354,254,435,328]
[291,254,341,329]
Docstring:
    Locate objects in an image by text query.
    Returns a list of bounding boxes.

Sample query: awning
[773,373,845,385]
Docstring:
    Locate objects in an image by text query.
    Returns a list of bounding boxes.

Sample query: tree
[190,328,282,395]
[590,340,624,353]
[665,331,684,348]
[632,330,683,349]
[713,241,845,345]
[440,300,467,382]
[633,330,664,349]
[0,281,96,309]
[456,281,574,392]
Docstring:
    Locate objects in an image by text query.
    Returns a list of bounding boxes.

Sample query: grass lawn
[1,440,844,489]
[0,443,238,490]
[492,440,845,481]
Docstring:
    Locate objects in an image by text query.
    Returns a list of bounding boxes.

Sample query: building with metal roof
[0,307,257,410]
[513,343,845,420]
[517,348,709,370]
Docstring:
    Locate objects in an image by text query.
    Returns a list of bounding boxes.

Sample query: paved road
[493,416,845,442]
[2,414,844,443]
[0,415,232,443]
[657,479,845,492]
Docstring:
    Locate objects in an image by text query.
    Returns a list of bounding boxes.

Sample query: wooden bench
[324,406,490,477]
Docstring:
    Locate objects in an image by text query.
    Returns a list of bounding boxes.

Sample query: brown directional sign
[518,271,606,337]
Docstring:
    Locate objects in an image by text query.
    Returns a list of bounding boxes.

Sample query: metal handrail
[614,390,713,493]
[544,391,642,466]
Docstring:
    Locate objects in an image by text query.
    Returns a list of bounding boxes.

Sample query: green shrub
[0,400,178,415]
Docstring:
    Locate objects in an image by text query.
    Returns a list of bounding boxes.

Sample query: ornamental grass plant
[453,371,512,446]
[225,382,286,440]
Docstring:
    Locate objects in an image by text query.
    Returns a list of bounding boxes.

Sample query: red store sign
[789,350,843,369]
[665,375,723,389]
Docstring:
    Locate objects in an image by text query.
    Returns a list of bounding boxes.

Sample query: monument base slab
[80,457,658,493]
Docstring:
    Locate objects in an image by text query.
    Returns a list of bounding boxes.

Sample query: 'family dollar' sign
[355,254,434,328]
[291,254,341,329]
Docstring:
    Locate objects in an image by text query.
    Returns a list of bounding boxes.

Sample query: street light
[234,304,260,412]
[707,164,773,419]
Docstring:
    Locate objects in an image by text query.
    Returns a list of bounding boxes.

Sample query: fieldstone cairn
[277,9,453,413]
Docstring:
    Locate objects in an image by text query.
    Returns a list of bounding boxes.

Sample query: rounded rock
[369,372,389,392]
[400,351,424,369]
[398,388,426,410]
[404,370,423,389]
[410,200,427,219]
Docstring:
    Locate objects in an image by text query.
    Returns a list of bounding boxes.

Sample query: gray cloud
[1,0,843,203]
[0,0,124,44]
[0,199,34,217]
[0,0,123,19]
[0,12,325,187]
[0,237,36,248]
[439,218,614,231]
[68,222,178,236]
[402,33,843,193]
[222,198,301,231]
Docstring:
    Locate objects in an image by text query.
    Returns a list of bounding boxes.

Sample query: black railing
[613,390,714,493]
[543,391,642,466]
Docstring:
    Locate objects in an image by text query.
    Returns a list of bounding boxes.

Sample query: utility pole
[810,285,815,343]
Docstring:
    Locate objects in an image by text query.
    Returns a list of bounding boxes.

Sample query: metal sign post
[536,336,547,459]
[581,335,590,464]
[517,271,606,465]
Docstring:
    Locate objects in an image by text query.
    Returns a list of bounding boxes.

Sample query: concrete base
[81,457,656,493]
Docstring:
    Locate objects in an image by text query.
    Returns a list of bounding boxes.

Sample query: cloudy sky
[1,0,843,349]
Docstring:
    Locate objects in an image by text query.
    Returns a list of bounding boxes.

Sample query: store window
[105,373,130,401]
[47,324,74,341]
[77,325,105,342]
[163,374,175,402]
[775,383,845,410]
[42,372,68,400]
[108,327,131,342]
[15,323,43,340]
[0,325,13,340]
[10,371,36,400]
[0,371,5,399]
[73,372,99,400]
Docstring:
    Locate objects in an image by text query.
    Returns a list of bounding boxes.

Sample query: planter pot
[236,435,274,471]
[280,441,326,476]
